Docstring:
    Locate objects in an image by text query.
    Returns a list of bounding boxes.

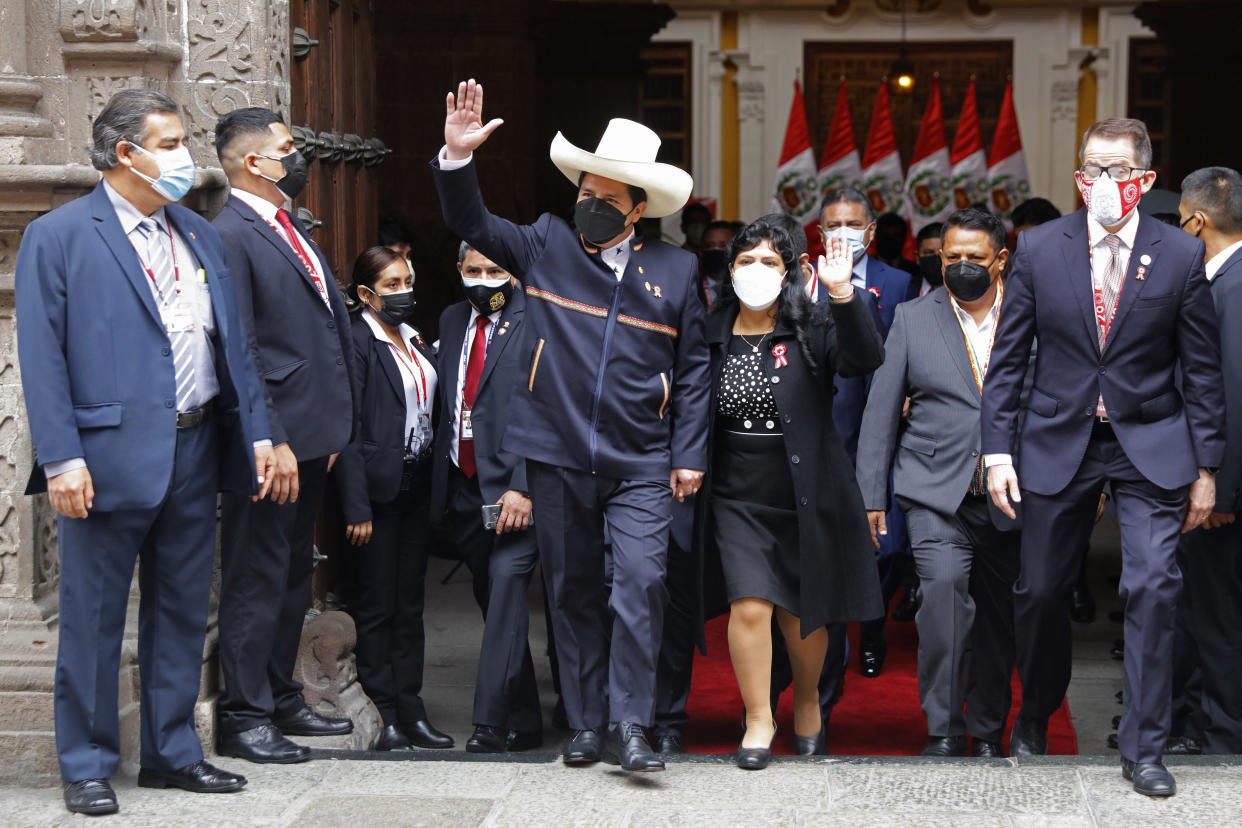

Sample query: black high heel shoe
[736,723,776,770]
[794,728,826,756]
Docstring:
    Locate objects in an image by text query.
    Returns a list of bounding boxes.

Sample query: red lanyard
[267,218,328,300]
[1088,234,1127,344]
[387,340,428,406]
[952,279,1004,391]
[137,220,181,304]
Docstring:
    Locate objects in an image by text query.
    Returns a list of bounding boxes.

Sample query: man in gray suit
[857,208,1021,757]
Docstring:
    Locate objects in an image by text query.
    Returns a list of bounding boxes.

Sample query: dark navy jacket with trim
[431,158,710,481]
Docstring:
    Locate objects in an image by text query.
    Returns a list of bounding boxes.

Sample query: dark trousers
[1173,522,1242,753]
[653,530,698,735]
[529,460,671,729]
[55,421,218,782]
[446,465,543,733]
[1016,427,1187,763]
[905,494,1020,742]
[349,458,432,726]
[217,456,329,733]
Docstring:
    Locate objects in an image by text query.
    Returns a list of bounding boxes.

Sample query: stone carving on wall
[137,0,180,43]
[0,228,21,275]
[59,0,140,42]
[293,611,381,749]
[1050,79,1079,123]
[85,76,164,134]
[184,2,257,148]
[35,498,59,591]
[266,0,290,121]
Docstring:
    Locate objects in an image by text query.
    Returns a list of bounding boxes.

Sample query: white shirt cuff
[253,440,273,449]
[984,453,1013,468]
[44,458,87,479]
[437,146,473,170]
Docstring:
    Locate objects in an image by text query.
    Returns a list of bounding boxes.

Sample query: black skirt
[711,424,801,615]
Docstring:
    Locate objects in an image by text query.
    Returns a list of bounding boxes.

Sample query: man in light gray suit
[857,208,1021,758]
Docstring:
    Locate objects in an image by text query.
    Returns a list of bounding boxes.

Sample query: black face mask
[574,197,633,246]
[366,287,416,325]
[701,248,729,279]
[944,260,996,302]
[463,278,515,314]
[918,254,944,286]
[260,150,309,199]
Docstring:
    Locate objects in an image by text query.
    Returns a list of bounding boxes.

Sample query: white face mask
[829,226,868,263]
[461,275,510,289]
[731,262,785,311]
[128,143,196,202]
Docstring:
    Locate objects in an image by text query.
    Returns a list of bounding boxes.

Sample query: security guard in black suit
[431,80,710,773]
[211,108,357,764]
[430,243,543,753]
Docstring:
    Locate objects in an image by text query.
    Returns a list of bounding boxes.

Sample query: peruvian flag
[818,82,864,201]
[859,84,907,220]
[771,80,821,239]
[905,77,954,234]
[949,79,989,211]
[987,80,1031,228]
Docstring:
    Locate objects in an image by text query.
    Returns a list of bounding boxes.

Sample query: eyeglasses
[1078,164,1146,182]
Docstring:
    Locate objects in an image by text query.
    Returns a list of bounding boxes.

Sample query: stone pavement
[4,752,1242,827]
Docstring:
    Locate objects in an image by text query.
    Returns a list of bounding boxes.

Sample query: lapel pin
[497,328,507,335]
[502,320,510,327]
[645,281,652,292]
[1136,266,1146,280]
[189,231,197,240]
[653,285,662,298]
[772,343,788,370]
[1140,254,1152,266]
[639,266,645,275]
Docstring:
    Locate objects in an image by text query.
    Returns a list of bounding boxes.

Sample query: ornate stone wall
[0,0,291,784]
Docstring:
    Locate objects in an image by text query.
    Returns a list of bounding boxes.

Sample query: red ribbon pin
[772,343,788,370]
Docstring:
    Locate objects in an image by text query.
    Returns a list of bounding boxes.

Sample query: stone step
[0,731,58,786]
[0,691,53,731]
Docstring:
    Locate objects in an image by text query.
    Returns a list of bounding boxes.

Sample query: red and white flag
[771,80,821,237]
[949,79,989,211]
[905,77,954,234]
[818,82,864,201]
[860,84,907,220]
[987,81,1031,228]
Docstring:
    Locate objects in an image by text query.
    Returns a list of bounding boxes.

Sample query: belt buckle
[1096,415,1110,424]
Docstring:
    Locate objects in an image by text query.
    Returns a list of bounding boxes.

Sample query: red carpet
[682,611,1077,756]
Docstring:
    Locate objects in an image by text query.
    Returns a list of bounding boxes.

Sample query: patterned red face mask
[1077,175,1142,226]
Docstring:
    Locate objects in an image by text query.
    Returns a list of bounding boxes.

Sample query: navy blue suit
[431,157,711,729]
[211,193,356,735]
[981,209,1225,763]
[16,183,269,782]
[431,293,542,735]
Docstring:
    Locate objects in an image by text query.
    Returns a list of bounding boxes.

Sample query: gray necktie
[138,217,196,411]
[1098,234,1124,349]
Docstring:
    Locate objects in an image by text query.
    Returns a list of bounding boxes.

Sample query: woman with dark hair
[700,219,885,769]
[333,246,453,751]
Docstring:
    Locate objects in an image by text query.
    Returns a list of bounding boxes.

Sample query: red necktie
[274,209,328,303]
[458,315,489,478]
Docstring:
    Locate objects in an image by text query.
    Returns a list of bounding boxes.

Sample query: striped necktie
[138,217,196,411]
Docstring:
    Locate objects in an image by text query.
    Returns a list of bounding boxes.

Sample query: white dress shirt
[985,211,1142,470]
[362,309,437,455]
[230,187,332,311]
[451,307,501,466]
[1207,238,1242,281]
[950,289,1002,375]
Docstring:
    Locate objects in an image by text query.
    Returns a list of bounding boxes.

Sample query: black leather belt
[1092,416,1115,439]
[176,402,214,430]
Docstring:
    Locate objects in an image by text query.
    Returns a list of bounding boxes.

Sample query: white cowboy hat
[549,118,694,219]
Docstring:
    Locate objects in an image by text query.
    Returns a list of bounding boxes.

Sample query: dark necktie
[458,315,489,478]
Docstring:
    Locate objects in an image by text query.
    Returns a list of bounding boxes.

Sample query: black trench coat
[693,289,887,643]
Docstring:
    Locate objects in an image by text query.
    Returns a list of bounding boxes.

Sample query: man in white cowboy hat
[431,79,710,773]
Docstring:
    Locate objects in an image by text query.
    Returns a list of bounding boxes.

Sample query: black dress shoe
[1121,757,1176,797]
[1164,735,1203,755]
[793,728,827,756]
[1070,583,1096,624]
[891,585,921,622]
[63,779,118,815]
[859,641,887,678]
[1009,718,1048,757]
[374,724,413,751]
[1107,733,1119,750]
[273,707,354,737]
[137,760,247,793]
[736,743,772,770]
[653,730,685,755]
[971,739,1004,758]
[921,735,967,757]
[563,728,602,765]
[1112,715,1122,729]
[402,718,454,748]
[218,724,311,764]
[467,725,510,754]
[603,722,665,772]
[508,730,543,752]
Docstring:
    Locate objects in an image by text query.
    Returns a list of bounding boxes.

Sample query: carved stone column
[730,51,767,222]
[0,0,292,784]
